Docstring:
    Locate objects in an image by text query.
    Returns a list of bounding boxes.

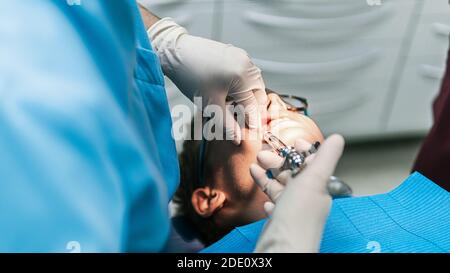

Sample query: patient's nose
[267,95,288,121]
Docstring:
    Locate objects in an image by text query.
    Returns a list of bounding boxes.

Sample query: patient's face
[204,93,324,229]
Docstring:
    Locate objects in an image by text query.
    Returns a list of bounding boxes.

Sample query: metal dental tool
[263,131,352,198]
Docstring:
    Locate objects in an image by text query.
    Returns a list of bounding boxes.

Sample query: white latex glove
[253,138,316,216]
[148,18,267,144]
[250,134,345,253]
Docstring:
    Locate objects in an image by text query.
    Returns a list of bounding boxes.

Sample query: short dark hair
[172,120,231,245]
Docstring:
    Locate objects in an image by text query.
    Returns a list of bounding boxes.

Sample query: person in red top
[412,46,450,192]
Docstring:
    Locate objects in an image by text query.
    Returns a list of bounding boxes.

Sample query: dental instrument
[263,131,352,198]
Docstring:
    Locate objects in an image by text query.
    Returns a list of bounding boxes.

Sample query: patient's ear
[191,187,226,218]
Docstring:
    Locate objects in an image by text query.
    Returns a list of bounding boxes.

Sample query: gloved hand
[148,18,267,144]
[250,134,345,252]
[252,138,316,215]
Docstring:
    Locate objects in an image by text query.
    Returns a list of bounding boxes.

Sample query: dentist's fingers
[276,170,293,186]
[264,201,276,216]
[205,95,243,145]
[242,94,261,130]
[275,139,318,184]
[223,105,242,145]
[304,154,316,166]
[257,151,292,185]
[294,139,315,153]
[255,135,344,253]
[230,68,267,131]
[294,139,319,165]
[258,139,322,185]
[253,88,269,127]
[292,134,345,194]
[257,150,284,169]
[259,139,319,168]
[223,89,267,145]
[250,163,284,202]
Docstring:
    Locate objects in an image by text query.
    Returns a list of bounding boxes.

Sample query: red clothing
[412,48,450,191]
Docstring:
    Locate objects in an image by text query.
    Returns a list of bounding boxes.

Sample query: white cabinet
[385,0,450,135]
[220,0,442,139]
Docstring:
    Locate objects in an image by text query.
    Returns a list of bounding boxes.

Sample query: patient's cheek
[214,135,261,167]
[239,128,263,153]
[228,136,261,174]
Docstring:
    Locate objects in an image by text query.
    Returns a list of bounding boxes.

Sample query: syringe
[263,131,352,198]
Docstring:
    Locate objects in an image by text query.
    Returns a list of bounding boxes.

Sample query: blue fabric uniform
[202,173,450,253]
[0,0,179,252]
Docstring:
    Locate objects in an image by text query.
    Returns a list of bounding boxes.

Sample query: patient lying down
[173,92,450,252]
[173,92,324,245]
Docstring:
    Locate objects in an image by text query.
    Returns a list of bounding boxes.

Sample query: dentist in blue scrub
[0,0,344,252]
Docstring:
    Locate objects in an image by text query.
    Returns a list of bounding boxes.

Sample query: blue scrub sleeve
[0,1,173,252]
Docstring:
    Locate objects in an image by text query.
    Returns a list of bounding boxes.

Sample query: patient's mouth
[261,110,270,126]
